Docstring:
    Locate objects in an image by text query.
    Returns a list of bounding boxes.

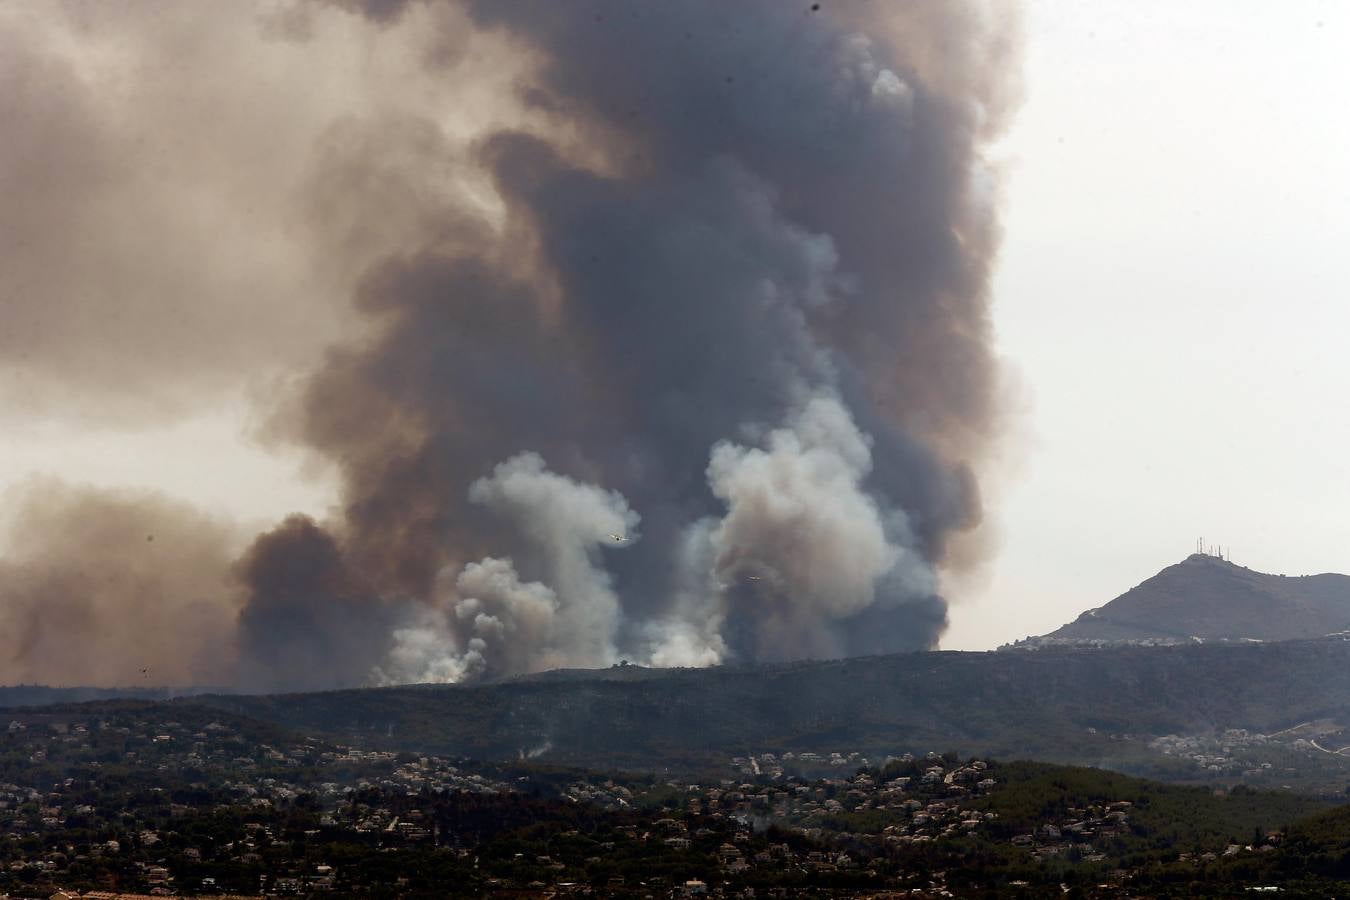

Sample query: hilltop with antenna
[1014,550,1350,649]
[1194,537,1229,562]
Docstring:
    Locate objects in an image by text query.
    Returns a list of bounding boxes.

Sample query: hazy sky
[944,0,1350,648]
[3,1,1347,656]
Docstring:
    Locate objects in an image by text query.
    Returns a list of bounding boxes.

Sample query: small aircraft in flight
[608,533,628,544]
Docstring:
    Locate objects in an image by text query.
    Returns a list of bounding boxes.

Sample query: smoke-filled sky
[2,0,1347,685]
[1,0,1018,688]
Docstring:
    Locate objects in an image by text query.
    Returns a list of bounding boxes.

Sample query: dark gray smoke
[236,0,1021,684]
[0,0,1021,689]
[235,515,401,691]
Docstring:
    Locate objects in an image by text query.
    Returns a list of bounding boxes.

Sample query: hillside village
[0,703,1336,898]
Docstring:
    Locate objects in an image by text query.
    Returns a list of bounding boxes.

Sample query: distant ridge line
[1017,555,1350,649]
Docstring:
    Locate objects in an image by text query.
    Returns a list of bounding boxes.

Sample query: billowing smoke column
[0,0,1020,689]
[237,0,1019,687]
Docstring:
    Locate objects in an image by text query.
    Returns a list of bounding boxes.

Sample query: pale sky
[944,0,1350,648]
[3,1,1347,655]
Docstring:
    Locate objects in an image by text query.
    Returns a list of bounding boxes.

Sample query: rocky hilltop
[1027,553,1350,647]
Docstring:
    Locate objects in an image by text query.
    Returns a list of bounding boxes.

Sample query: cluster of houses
[0,712,522,896]
[2,709,1318,898]
[669,754,1002,847]
[1147,724,1350,782]
[729,751,872,778]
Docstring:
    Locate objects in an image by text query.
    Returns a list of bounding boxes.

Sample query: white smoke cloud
[647,622,724,669]
[380,403,942,679]
[839,34,916,116]
[371,603,479,686]
[375,452,639,682]
[373,556,561,684]
[710,392,897,613]
[642,518,726,668]
[467,451,637,669]
[452,556,562,677]
[649,392,936,665]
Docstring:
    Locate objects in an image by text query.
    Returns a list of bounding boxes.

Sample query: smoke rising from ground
[699,393,937,664]
[467,453,638,668]
[375,558,558,685]
[0,0,1020,689]
[0,480,242,687]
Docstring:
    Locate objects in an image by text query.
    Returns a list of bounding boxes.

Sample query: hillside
[0,684,231,708]
[182,638,1350,783]
[1032,553,1350,645]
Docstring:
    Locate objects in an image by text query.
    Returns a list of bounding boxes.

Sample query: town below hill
[1,702,1345,897]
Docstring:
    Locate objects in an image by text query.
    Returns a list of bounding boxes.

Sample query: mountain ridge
[165,636,1350,781]
[1029,553,1350,646]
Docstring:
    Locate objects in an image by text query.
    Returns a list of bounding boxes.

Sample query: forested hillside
[186,638,1350,778]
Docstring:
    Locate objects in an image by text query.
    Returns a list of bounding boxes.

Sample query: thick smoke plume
[696,393,939,664]
[0,480,241,687]
[1,0,1020,689]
